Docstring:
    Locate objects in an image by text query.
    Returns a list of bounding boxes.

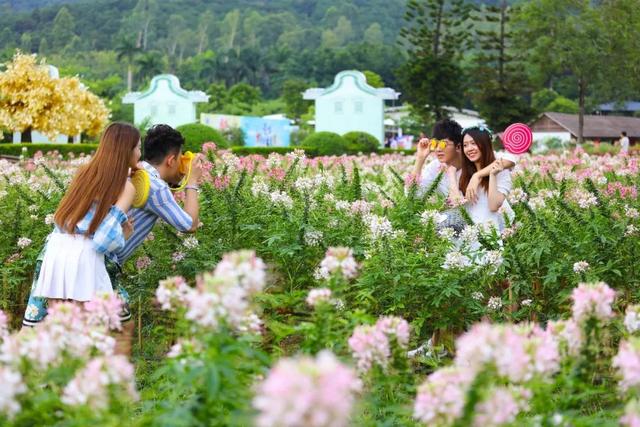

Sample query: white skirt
[32,232,113,301]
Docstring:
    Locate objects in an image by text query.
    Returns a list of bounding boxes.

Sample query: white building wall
[133,79,196,128]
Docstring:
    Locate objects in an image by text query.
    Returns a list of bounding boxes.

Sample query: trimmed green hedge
[0,143,99,157]
[343,131,379,153]
[302,131,349,156]
[176,123,229,153]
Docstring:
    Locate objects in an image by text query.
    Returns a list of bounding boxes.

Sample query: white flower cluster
[507,188,528,204]
[303,229,323,247]
[419,210,447,226]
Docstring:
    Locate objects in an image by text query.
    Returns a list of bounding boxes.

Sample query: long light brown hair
[458,128,496,194]
[54,122,140,235]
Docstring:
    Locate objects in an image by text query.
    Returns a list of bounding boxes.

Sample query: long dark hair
[458,128,495,194]
[55,122,140,235]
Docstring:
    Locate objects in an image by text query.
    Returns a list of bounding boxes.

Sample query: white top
[415,156,514,230]
[621,137,630,153]
[415,152,517,198]
[416,159,450,197]
[464,169,513,230]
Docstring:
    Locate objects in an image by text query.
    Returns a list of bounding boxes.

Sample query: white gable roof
[302,70,400,100]
[122,74,209,104]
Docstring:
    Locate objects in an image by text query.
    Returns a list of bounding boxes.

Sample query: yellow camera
[178,151,195,175]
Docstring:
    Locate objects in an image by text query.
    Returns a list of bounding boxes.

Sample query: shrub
[0,143,98,158]
[176,123,229,153]
[302,132,349,156]
[342,131,380,154]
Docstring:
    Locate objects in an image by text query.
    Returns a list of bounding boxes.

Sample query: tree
[363,70,384,88]
[514,0,640,143]
[468,1,533,131]
[115,37,141,91]
[334,16,353,45]
[397,0,473,121]
[363,23,384,45]
[281,79,309,121]
[0,52,108,138]
[135,51,164,82]
[196,10,214,54]
[51,7,75,51]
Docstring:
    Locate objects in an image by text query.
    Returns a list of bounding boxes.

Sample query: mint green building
[303,70,400,143]
[123,74,209,128]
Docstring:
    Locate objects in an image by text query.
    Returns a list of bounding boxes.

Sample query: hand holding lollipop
[502,123,532,154]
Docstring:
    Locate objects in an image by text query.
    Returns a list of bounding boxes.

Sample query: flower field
[0,146,639,426]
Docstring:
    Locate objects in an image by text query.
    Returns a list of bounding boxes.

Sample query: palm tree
[135,51,164,83]
[115,37,141,91]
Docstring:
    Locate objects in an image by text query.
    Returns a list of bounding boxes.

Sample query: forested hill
[0,0,525,125]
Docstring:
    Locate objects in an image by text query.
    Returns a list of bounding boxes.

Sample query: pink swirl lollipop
[502,123,532,154]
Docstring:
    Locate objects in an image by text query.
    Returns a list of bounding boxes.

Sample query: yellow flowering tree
[0,52,109,140]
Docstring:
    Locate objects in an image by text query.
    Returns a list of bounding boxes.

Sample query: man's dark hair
[433,118,463,147]
[143,124,185,164]
[622,131,627,137]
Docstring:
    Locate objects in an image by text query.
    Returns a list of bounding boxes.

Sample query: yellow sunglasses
[430,139,450,150]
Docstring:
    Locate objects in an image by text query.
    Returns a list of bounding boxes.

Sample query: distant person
[619,131,630,155]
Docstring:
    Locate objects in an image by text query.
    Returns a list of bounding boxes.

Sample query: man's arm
[182,156,203,232]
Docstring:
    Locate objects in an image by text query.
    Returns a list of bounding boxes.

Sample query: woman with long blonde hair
[29,122,140,307]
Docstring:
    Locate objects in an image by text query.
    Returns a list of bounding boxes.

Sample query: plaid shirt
[113,161,193,264]
[54,205,128,255]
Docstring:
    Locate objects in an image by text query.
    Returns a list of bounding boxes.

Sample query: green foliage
[342,131,380,153]
[176,123,229,152]
[301,131,349,156]
[363,70,384,88]
[468,2,535,130]
[281,79,310,122]
[546,96,580,114]
[532,88,579,114]
[398,0,474,120]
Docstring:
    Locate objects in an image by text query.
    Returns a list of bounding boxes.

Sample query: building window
[354,100,363,113]
[168,104,176,114]
[334,101,343,114]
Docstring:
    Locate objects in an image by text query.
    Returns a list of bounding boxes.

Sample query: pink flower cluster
[613,339,640,393]
[621,399,640,427]
[156,276,191,311]
[605,182,637,199]
[0,365,26,419]
[413,367,473,425]
[62,355,138,410]
[315,247,358,281]
[253,350,361,427]
[348,316,410,372]
[414,322,559,426]
[0,310,8,337]
[1,300,118,371]
[570,282,616,322]
[472,386,531,427]
[157,250,266,335]
[306,288,333,307]
[83,293,124,331]
[455,323,560,383]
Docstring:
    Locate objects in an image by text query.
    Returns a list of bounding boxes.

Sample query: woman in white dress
[446,126,512,231]
[31,122,140,306]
